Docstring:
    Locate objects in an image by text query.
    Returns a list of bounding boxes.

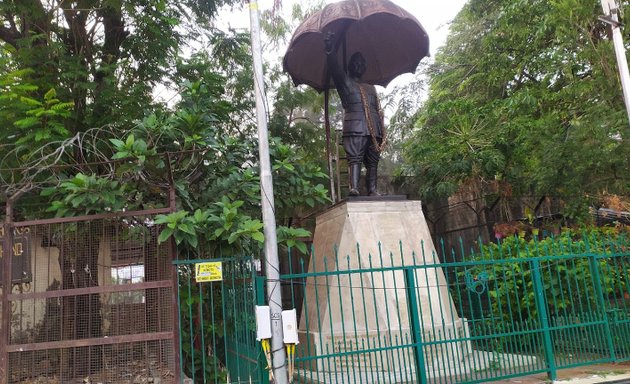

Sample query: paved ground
[492,362,630,384]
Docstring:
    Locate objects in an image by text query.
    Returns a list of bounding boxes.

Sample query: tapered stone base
[296,199,536,382]
[298,200,470,371]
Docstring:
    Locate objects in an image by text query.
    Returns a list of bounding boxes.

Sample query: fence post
[0,205,14,384]
[167,182,183,384]
[255,275,270,384]
[531,259,557,382]
[588,254,617,360]
[404,268,427,384]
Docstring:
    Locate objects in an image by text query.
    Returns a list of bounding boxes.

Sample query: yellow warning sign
[195,262,223,282]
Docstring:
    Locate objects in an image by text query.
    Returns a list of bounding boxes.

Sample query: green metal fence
[279,233,630,383]
[174,233,630,384]
[174,257,267,384]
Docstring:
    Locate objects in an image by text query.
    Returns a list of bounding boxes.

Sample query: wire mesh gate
[0,209,179,384]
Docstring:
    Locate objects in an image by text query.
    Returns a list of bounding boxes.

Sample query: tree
[0,0,240,162]
[402,0,630,220]
[0,1,332,379]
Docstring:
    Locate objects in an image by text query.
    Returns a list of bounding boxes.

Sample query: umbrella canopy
[283,0,430,92]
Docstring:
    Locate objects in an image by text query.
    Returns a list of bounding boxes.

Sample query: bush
[450,226,630,353]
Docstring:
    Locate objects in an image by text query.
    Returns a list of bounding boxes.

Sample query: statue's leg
[366,167,380,196]
[348,163,361,196]
[365,138,382,196]
[344,136,364,196]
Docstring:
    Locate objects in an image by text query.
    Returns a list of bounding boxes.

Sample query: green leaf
[133,139,148,152]
[187,235,198,248]
[35,130,52,142]
[70,195,86,207]
[158,227,174,243]
[109,138,125,148]
[18,96,42,107]
[227,232,240,244]
[193,209,208,223]
[295,241,308,254]
[251,232,265,243]
[112,151,130,159]
[40,188,56,197]
[178,223,196,235]
[154,214,170,225]
[14,117,39,129]
[43,88,56,101]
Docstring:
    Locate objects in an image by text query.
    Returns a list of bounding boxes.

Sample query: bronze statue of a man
[325,34,386,197]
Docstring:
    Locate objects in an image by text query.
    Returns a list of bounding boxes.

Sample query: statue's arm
[326,51,346,89]
[325,33,349,100]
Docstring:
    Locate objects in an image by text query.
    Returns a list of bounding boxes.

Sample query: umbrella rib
[353,0,362,19]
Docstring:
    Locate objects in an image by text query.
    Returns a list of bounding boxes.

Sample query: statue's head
[348,52,366,79]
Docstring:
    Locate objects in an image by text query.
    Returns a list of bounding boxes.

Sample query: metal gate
[0,208,179,384]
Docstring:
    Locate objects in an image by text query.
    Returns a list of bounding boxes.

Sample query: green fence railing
[174,257,266,384]
[276,233,630,384]
[174,233,630,384]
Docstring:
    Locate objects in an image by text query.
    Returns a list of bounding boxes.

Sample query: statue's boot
[367,166,380,196]
[348,163,361,196]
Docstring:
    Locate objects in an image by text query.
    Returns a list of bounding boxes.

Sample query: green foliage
[13,87,73,144]
[0,0,241,161]
[270,140,330,213]
[155,197,264,254]
[268,80,328,164]
[110,134,155,162]
[403,0,630,216]
[116,73,329,259]
[110,134,159,174]
[454,226,630,351]
[0,66,72,157]
[155,195,315,258]
[154,210,200,248]
[1,2,332,381]
[41,173,131,217]
[277,226,312,255]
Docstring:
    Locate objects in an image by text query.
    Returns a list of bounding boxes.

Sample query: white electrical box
[282,309,299,344]
[255,306,272,341]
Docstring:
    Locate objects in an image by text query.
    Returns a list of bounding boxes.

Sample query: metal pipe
[248,2,289,383]
[324,88,337,203]
[600,0,630,126]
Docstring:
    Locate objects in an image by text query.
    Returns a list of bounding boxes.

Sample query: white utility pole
[248,1,289,383]
[600,0,630,125]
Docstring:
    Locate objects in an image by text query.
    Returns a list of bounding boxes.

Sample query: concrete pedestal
[297,200,469,375]
[296,199,535,383]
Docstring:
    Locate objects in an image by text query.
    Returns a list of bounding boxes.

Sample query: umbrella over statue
[283,0,430,92]
[283,0,430,200]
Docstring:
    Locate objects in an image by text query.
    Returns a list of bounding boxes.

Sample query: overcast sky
[384,0,467,56]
